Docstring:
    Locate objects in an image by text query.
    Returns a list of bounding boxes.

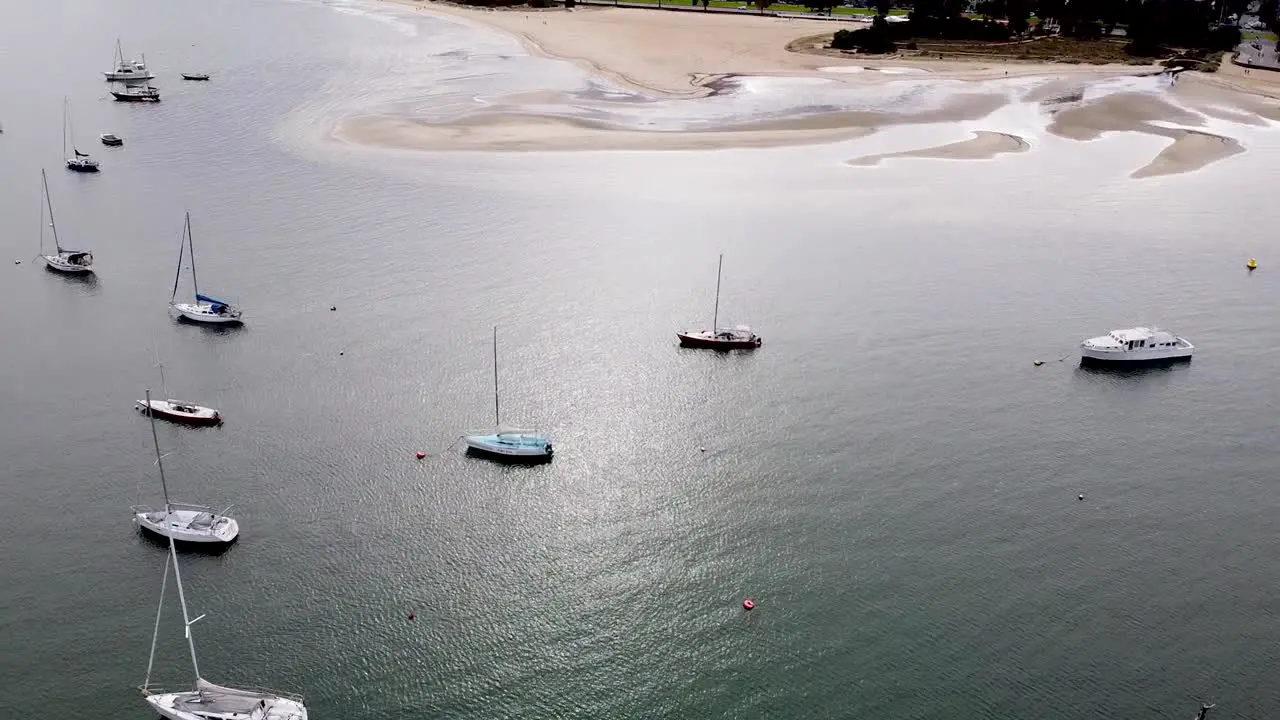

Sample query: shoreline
[337,0,1280,173]
[386,1,1166,98]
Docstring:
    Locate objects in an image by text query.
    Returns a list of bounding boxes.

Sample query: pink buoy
[416,452,426,459]
[742,599,755,611]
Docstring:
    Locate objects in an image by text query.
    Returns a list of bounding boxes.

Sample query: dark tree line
[832,0,1245,55]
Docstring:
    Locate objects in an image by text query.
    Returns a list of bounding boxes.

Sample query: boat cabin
[1108,327,1179,351]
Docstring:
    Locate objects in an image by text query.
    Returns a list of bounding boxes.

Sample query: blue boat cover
[196,294,229,311]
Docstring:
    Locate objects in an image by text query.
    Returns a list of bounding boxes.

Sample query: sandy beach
[339,0,1280,174]
[847,131,1030,166]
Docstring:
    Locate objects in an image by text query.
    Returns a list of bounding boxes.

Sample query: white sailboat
[464,326,554,463]
[138,432,304,720]
[169,212,243,325]
[136,355,224,426]
[38,169,94,274]
[132,389,239,545]
[63,98,99,173]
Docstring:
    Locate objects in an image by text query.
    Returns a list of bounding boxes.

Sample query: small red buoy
[408,611,416,621]
[742,599,755,611]
[416,452,426,459]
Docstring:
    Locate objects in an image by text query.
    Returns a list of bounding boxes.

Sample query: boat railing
[140,682,304,703]
[169,501,214,512]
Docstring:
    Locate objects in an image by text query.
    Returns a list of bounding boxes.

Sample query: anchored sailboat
[463,326,554,463]
[677,253,761,350]
[138,414,302,720]
[38,169,94,274]
[169,212,243,325]
[63,98,99,173]
[136,354,223,426]
[132,389,238,545]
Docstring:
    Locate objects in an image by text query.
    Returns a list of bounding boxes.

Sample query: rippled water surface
[2,0,1280,718]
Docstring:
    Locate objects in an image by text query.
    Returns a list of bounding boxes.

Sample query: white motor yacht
[103,39,154,81]
[1080,326,1194,366]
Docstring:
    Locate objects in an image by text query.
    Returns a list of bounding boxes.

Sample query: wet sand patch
[848,131,1029,165]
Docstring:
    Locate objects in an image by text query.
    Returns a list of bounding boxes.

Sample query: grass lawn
[909,36,1152,63]
[579,0,906,16]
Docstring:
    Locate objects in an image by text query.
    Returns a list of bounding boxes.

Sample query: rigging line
[143,553,171,692]
[423,435,468,458]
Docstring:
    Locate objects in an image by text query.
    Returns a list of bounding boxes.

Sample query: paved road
[1235,37,1280,69]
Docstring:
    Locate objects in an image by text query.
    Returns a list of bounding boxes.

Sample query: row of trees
[832,0,1247,55]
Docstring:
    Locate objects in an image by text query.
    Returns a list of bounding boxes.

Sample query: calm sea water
[2,0,1279,718]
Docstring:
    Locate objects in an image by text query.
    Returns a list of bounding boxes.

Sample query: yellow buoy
[1033,360,1044,366]
[1247,258,1257,270]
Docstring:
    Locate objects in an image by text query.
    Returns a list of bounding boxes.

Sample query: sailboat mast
[145,389,173,512]
[42,170,62,254]
[166,533,202,685]
[171,216,187,303]
[186,213,200,298]
[492,326,500,428]
[143,554,171,691]
[64,98,80,156]
[712,253,723,332]
[39,172,46,256]
[146,386,203,684]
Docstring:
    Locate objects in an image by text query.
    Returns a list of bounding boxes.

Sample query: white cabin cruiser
[1080,326,1193,366]
[104,62,153,82]
[104,40,154,81]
